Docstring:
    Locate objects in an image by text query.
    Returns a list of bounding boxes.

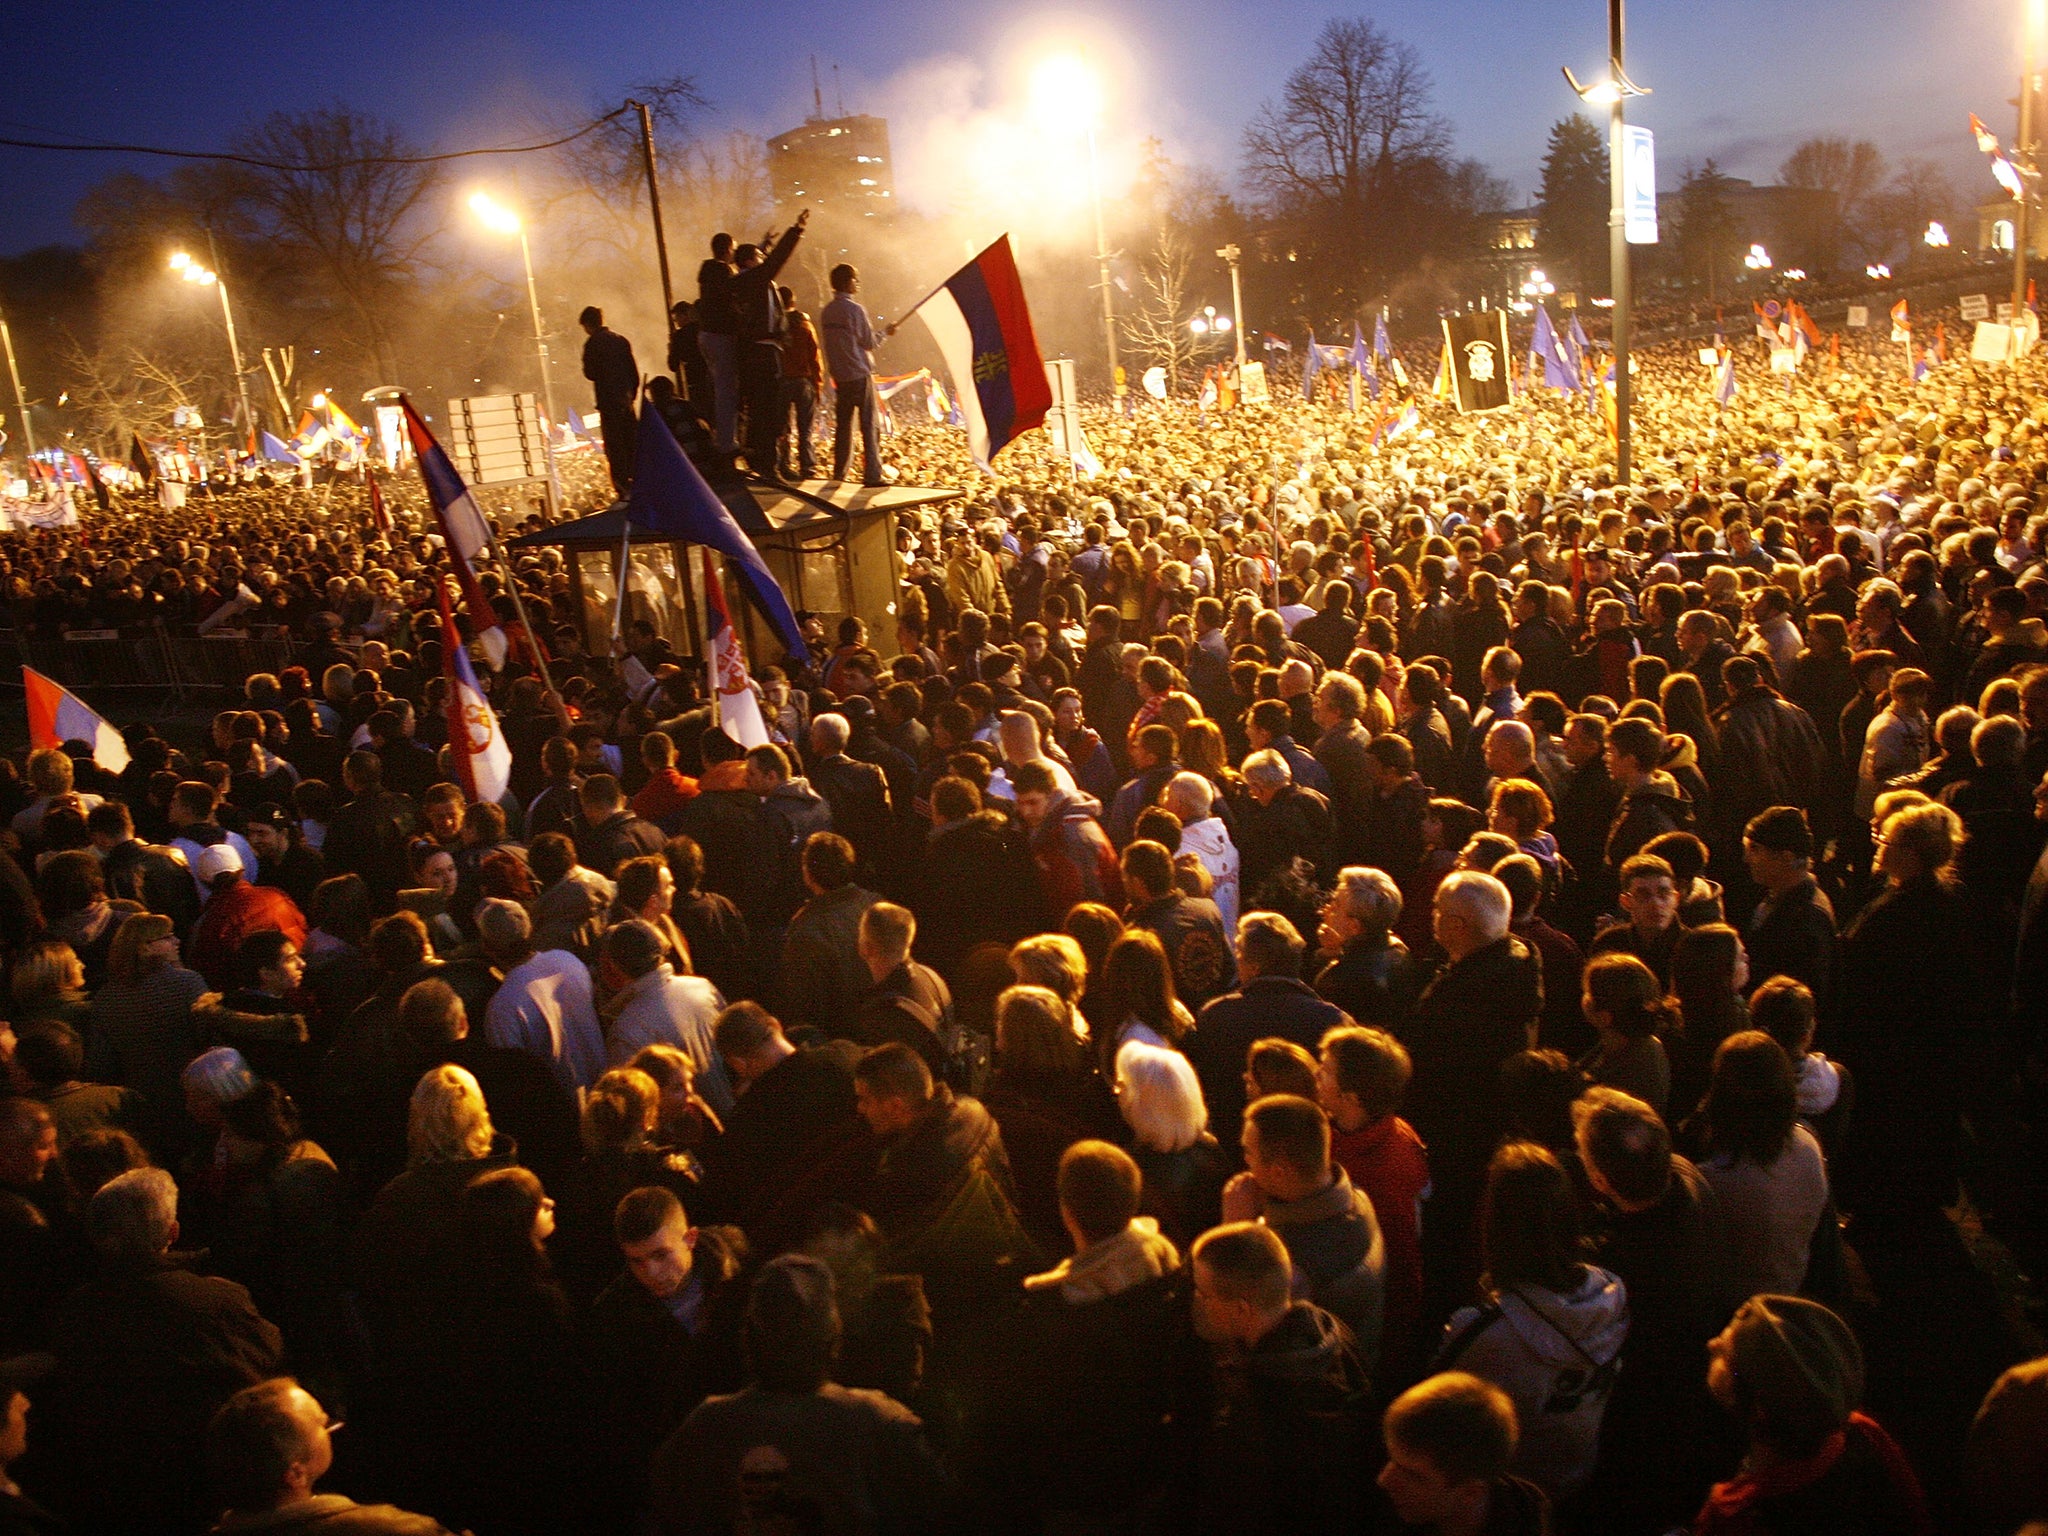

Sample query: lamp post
[1033,56,1121,399]
[1218,243,1248,372]
[469,191,561,514]
[170,250,255,459]
[2016,0,2043,335]
[1565,0,1648,486]
[0,304,34,459]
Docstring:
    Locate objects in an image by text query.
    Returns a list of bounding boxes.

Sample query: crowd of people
[0,291,2046,1536]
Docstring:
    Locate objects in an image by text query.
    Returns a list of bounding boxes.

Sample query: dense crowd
[0,297,2046,1536]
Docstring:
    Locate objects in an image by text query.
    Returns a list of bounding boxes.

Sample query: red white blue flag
[401,396,506,669]
[701,549,769,748]
[436,580,511,805]
[910,235,1051,472]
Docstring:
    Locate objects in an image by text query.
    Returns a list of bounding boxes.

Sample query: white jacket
[1441,1266,1629,1497]
[1178,816,1241,932]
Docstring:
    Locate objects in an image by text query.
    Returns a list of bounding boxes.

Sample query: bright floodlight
[1030,54,1102,129]
[187,268,217,286]
[1924,221,1949,248]
[169,252,191,271]
[1214,314,1232,332]
[311,394,327,410]
[1190,316,1210,335]
[469,191,522,236]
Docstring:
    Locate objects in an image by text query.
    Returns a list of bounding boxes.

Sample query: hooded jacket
[1028,790,1124,920]
[1023,1215,1179,1304]
[1261,1169,1387,1373]
[1440,1266,1630,1497]
[1604,770,1696,869]
[1177,816,1241,930]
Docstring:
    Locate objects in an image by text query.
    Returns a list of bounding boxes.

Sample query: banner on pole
[1442,311,1513,413]
[1622,126,1658,244]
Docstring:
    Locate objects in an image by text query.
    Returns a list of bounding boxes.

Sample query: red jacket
[190,879,308,991]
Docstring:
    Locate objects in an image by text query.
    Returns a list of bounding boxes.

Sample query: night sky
[0,0,2021,256]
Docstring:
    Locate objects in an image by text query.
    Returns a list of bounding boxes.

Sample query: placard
[1238,361,1271,406]
[1845,306,1869,329]
[1960,293,1990,321]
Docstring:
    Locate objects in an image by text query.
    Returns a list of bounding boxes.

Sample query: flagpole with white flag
[22,667,129,773]
[701,548,769,747]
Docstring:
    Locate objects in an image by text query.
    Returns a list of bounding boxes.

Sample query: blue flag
[259,431,300,464]
[624,401,809,664]
[1374,312,1392,362]
[1530,306,1579,393]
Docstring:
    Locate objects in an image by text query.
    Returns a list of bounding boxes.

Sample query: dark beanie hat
[1744,805,1814,860]
[1727,1294,1863,1446]
[748,1253,840,1349]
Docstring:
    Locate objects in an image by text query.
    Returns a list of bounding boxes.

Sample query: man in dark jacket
[88,800,199,933]
[580,305,639,493]
[1604,718,1695,873]
[1172,1222,1373,1533]
[1576,1088,1741,1534]
[1509,581,1573,698]
[851,903,956,1082]
[915,779,1042,968]
[1313,674,1377,863]
[1588,854,1684,990]
[1313,866,1423,1033]
[1742,807,1836,1004]
[1122,840,1236,1009]
[1359,733,1429,886]
[1192,913,1346,1150]
[806,713,893,884]
[1238,749,1335,897]
[1407,871,1542,1319]
[705,1003,861,1232]
[728,213,809,477]
[779,833,881,1037]
[588,1187,751,1521]
[1712,656,1826,842]
[35,1168,286,1536]
[572,775,664,880]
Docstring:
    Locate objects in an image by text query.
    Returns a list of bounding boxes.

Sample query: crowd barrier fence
[1,627,304,698]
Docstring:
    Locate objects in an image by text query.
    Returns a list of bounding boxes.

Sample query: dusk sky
[0,0,2024,256]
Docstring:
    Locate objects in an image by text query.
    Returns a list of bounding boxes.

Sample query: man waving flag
[901,235,1052,473]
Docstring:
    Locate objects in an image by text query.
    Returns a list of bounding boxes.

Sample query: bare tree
[1242,19,1447,215]
[226,107,447,380]
[1866,159,1960,261]
[60,337,207,452]
[1778,137,1887,272]
[1121,229,1209,394]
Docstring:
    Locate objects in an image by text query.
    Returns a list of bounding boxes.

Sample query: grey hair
[88,1166,179,1258]
[1435,869,1512,943]
[1115,1040,1207,1153]
[1332,865,1402,932]
[1242,748,1292,791]
[1162,771,1214,822]
[182,1046,255,1106]
[810,712,851,753]
[474,897,532,950]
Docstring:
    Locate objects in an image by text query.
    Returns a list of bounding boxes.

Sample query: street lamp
[468,189,560,513]
[170,249,255,459]
[1745,244,1773,271]
[1867,263,1892,280]
[1216,244,1247,372]
[1924,221,1950,248]
[1564,0,1650,487]
[1520,269,1557,298]
[1031,55,1122,399]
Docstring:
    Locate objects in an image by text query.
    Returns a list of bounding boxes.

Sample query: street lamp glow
[469,191,523,236]
[1867,263,1892,279]
[169,252,191,271]
[1745,244,1772,270]
[1579,79,1623,107]
[1189,315,1210,335]
[1924,221,1950,248]
[1030,54,1102,130]
[1212,313,1232,333]
[310,393,326,410]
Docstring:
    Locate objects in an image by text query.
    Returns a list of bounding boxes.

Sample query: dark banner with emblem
[1442,310,1512,414]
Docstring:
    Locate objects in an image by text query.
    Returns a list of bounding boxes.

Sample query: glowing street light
[1744,244,1773,270]
[1924,221,1950,248]
[469,188,559,511]
[1867,263,1892,279]
[1520,269,1556,297]
[169,248,254,455]
[1563,30,1651,486]
[1031,53,1122,398]
[1188,304,1231,338]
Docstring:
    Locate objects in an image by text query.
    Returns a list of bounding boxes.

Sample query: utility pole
[628,99,677,374]
[1088,128,1122,401]
[0,304,35,459]
[206,228,257,451]
[1608,0,1633,486]
[2015,3,2039,354]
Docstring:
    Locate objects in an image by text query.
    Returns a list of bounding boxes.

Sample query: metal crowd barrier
[3,628,302,697]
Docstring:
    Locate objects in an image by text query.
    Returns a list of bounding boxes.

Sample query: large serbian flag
[435,582,512,804]
[701,550,770,748]
[23,667,129,773]
[908,235,1051,472]
[401,396,507,669]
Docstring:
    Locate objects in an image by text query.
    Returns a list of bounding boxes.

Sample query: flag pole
[489,533,557,701]
[896,233,1010,325]
[612,516,634,646]
[701,547,722,737]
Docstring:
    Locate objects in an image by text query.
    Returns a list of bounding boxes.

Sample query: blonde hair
[581,1067,660,1155]
[995,985,1085,1074]
[10,940,85,1006]
[1009,933,1086,1005]
[407,1065,494,1165]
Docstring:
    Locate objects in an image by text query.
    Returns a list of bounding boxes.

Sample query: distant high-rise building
[766,115,893,219]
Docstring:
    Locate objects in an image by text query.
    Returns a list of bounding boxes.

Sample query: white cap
[195,843,244,882]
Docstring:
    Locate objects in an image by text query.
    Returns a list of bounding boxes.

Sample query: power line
[0,108,632,173]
